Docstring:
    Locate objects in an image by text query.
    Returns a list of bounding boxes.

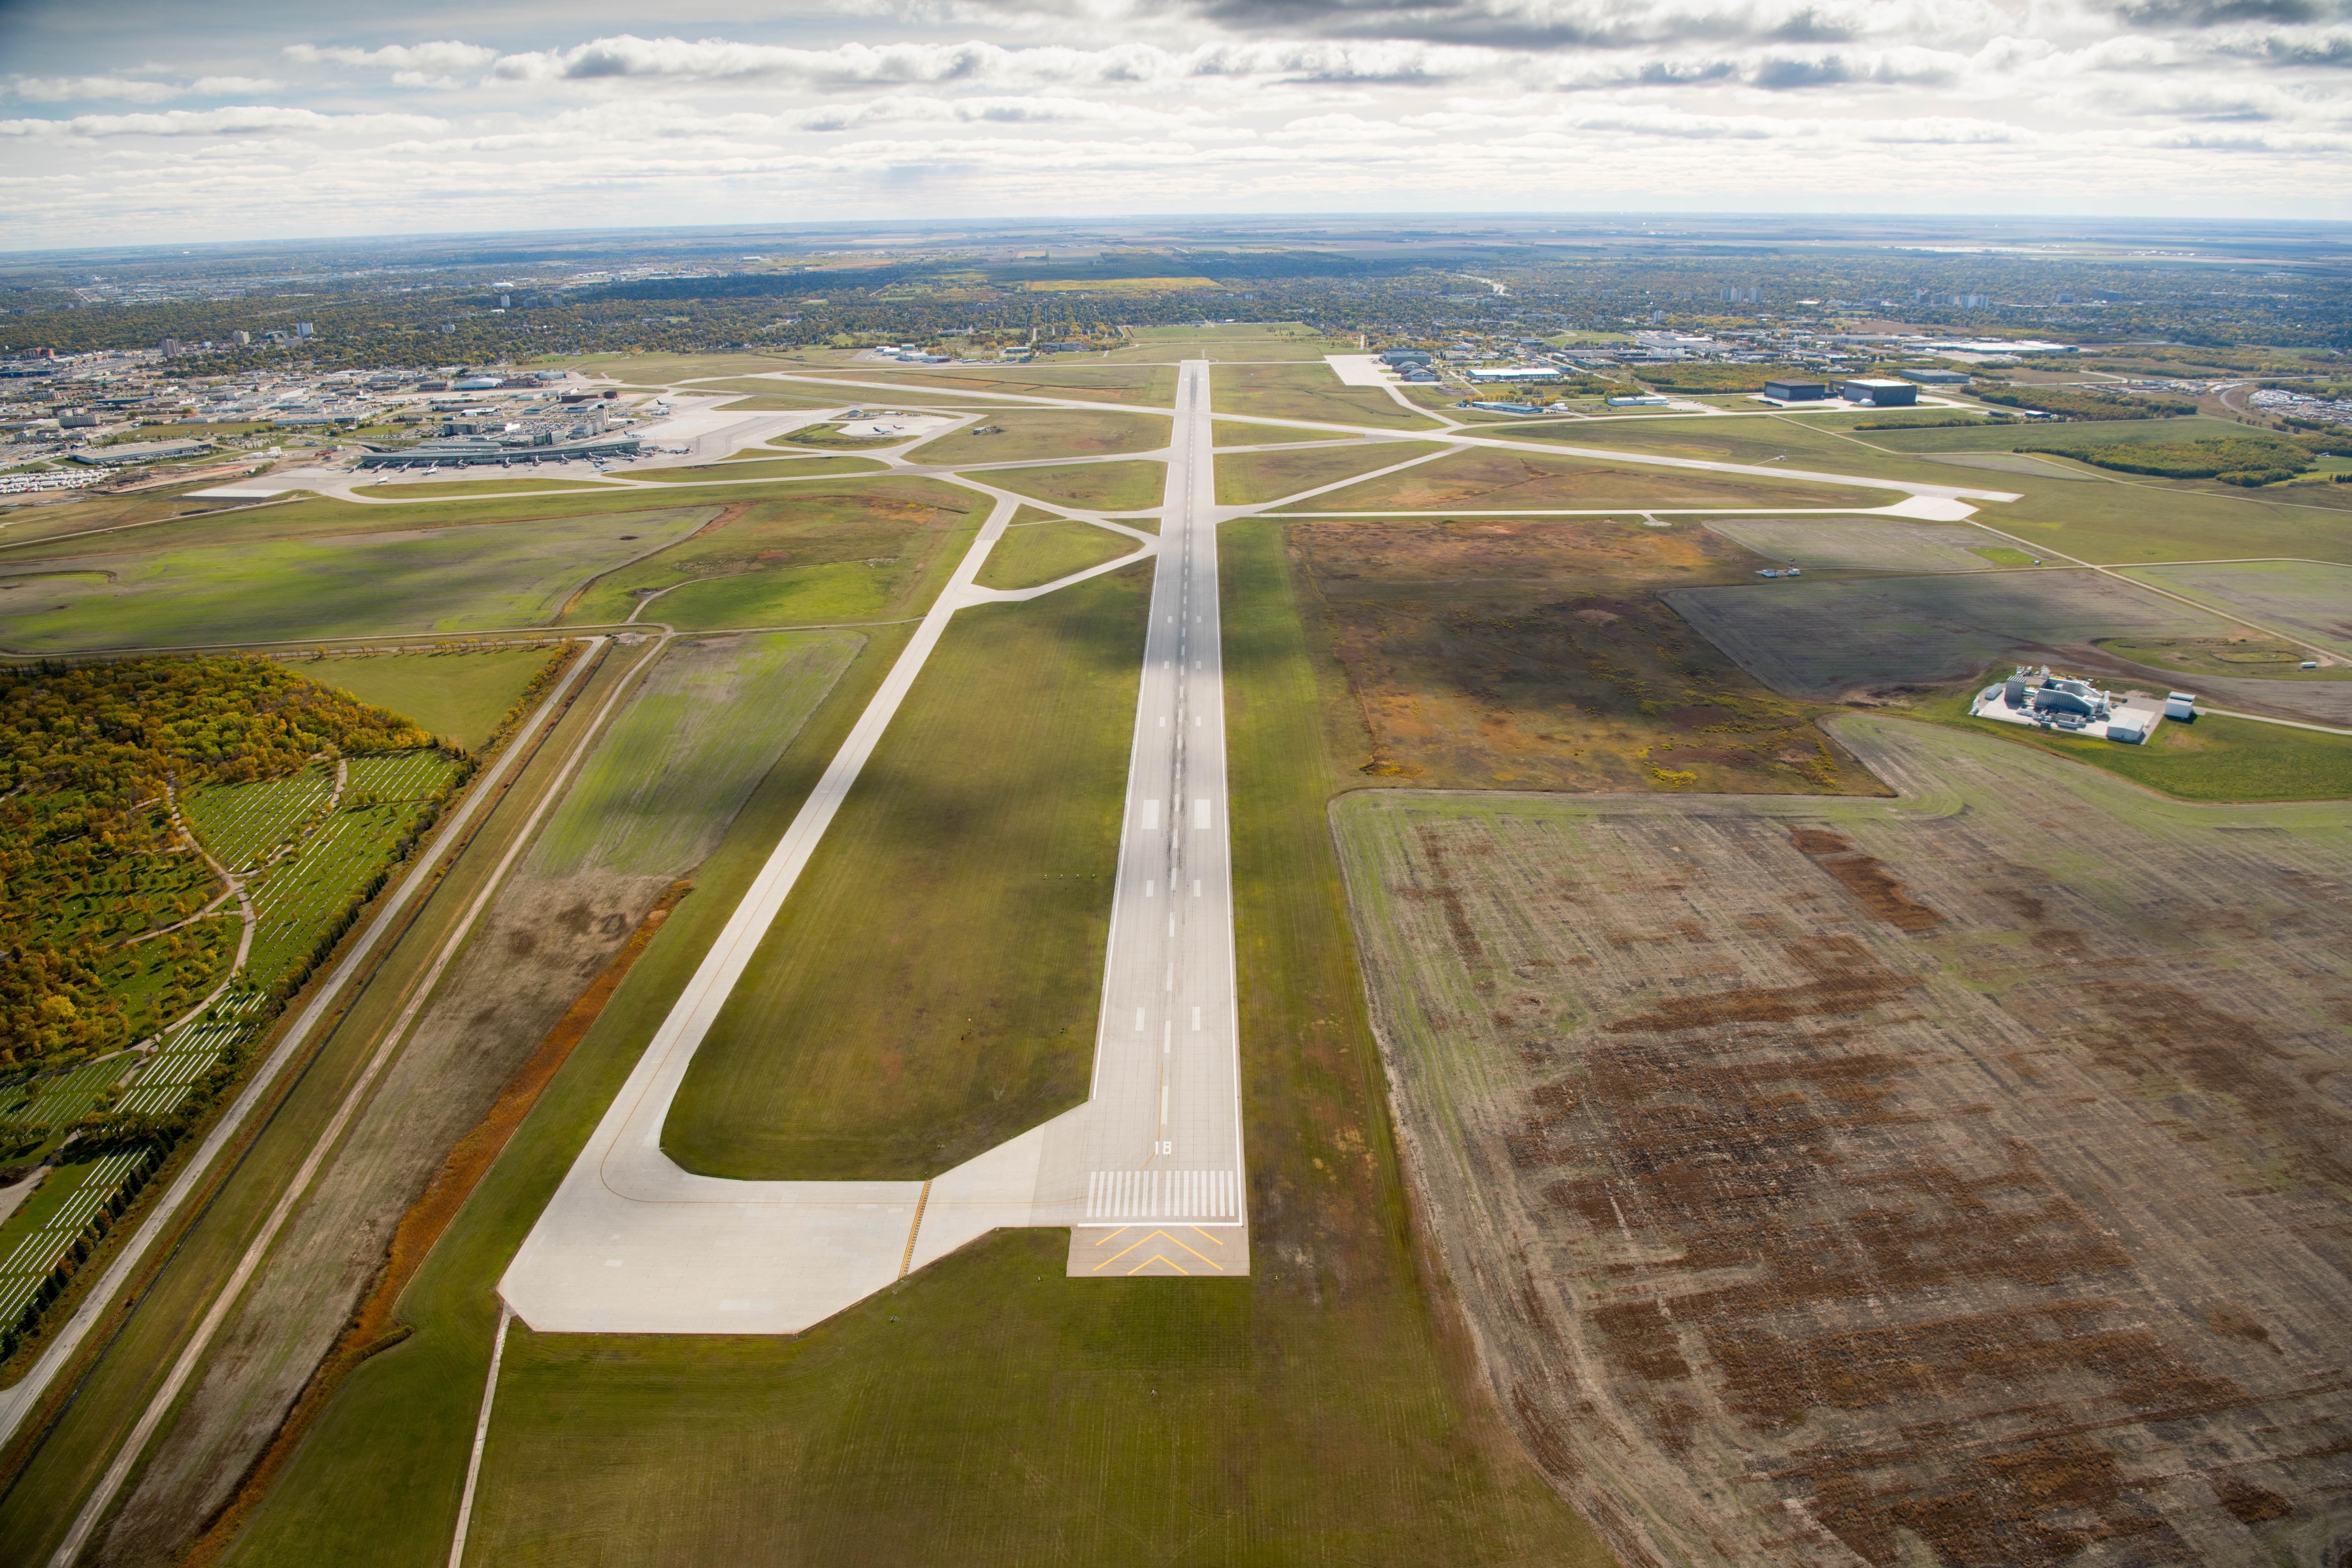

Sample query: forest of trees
[0,657,438,1074]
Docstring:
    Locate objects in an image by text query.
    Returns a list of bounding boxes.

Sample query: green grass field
[665,563,1150,1179]
[981,460,1166,512]
[1104,323,1343,363]
[710,393,860,410]
[303,646,561,748]
[1215,441,1444,507]
[351,478,615,498]
[907,408,1171,465]
[1212,418,1352,447]
[1209,365,1443,431]
[792,363,1181,406]
[973,518,1141,591]
[558,483,981,629]
[0,507,717,652]
[529,632,864,877]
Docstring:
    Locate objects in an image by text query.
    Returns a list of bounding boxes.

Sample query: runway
[500,360,1243,1331]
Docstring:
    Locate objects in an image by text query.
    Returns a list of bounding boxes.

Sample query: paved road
[501,359,1247,1328]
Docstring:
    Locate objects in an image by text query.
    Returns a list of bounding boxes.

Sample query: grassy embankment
[982,461,1166,512]
[906,408,1170,465]
[0,640,657,1565]
[559,481,981,631]
[972,519,1139,592]
[665,561,1150,1177]
[1215,441,1446,507]
[202,521,1612,1568]
[1210,364,1443,432]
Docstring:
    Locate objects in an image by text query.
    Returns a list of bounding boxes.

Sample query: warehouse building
[1465,365,1563,383]
[1899,368,1972,385]
[1840,378,1919,407]
[1763,379,1829,401]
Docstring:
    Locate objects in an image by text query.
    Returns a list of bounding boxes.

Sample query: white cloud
[5,75,182,103]
[0,106,446,139]
[283,40,497,88]
[0,5,2344,242]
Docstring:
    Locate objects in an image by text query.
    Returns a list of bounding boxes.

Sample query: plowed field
[1333,716,2352,1568]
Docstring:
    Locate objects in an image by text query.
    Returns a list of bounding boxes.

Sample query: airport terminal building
[355,430,642,469]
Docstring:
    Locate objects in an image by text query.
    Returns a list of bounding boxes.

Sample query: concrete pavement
[500,359,1245,1332]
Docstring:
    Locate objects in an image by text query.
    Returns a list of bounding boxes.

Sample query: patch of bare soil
[1292,519,1884,796]
[1335,722,2352,1568]
[176,881,688,1567]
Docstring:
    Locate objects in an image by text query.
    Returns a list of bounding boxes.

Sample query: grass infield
[664,562,1151,1178]
[981,459,1166,512]
[973,518,1141,592]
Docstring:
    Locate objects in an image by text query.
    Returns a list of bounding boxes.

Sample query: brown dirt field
[174,882,690,1568]
[1290,517,1886,796]
[1276,448,1878,513]
[1334,717,2352,1568]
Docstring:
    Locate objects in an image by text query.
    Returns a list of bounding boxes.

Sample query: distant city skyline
[3,0,2348,246]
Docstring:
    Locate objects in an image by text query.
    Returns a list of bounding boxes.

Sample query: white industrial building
[1970,666,2185,743]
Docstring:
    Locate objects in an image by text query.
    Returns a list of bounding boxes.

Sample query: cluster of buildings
[2249,385,2352,429]
[1761,378,1922,408]
[0,349,645,484]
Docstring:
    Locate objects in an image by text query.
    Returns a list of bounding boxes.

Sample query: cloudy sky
[2,0,2347,248]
